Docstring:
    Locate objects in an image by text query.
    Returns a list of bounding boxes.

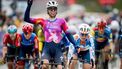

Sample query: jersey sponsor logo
[48,29,59,43]
[60,56,63,61]
[47,22,60,30]
[96,37,106,42]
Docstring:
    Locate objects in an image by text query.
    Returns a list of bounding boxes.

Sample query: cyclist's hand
[0,58,6,64]
[102,48,108,52]
[27,0,33,6]
[78,47,86,53]
[81,47,87,51]
[101,49,105,52]
[77,48,81,53]
[104,46,111,52]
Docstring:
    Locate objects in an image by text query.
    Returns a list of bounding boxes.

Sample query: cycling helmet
[8,25,17,34]
[22,24,33,34]
[79,24,90,34]
[97,18,107,28]
[110,20,120,31]
[46,0,58,8]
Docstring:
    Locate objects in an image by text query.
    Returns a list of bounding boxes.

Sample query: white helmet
[46,0,58,8]
[110,20,120,31]
[79,24,90,34]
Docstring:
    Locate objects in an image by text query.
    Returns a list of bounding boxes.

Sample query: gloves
[77,45,90,53]
[27,0,33,6]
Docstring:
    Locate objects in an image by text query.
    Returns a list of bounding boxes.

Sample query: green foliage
[76,0,122,12]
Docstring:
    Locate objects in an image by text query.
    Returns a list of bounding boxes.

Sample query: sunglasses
[98,26,105,29]
[80,33,88,36]
[47,7,57,11]
[24,32,28,35]
[9,32,16,35]
[24,32,31,35]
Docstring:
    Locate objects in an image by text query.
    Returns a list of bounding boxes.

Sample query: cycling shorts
[19,45,34,59]
[41,41,64,65]
[74,50,91,64]
[95,39,109,58]
[7,47,19,62]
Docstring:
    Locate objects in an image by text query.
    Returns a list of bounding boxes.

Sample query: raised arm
[24,0,33,23]
[24,0,45,26]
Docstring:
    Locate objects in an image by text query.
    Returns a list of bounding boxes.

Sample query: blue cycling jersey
[74,35,95,63]
[21,33,36,47]
[75,35,94,50]
[94,26,112,42]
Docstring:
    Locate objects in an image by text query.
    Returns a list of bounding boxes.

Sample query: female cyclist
[17,24,39,69]
[2,25,21,69]
[69,24,95,69]
[24,0,77,69]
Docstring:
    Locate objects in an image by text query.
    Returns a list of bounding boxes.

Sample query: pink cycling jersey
[30,18,68,43]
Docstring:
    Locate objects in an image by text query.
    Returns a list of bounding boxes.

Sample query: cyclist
[17,24,39,69]
[24,0,77,69]
[2,25,21,69]
[91,18,113,69]
[37,28,44,53]
[69,24,95,69]
[109,20,120,43]
[117,35,122,69]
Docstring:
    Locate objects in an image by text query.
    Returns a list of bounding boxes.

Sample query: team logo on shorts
[60,56,63,61]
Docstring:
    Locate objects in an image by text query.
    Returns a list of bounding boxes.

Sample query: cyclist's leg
[69,54,78,69]
[82,50,91,69]
[33,52,40,69]
[24,54,31,69]
[103,59,109,69]
[94,42,100,65]
[83,63,91,69]
[41,42,50,69]
[95,41,106,69]
[7,47,16,69]
[16,48,26,69]
[41,59,49,69]
[102,41,110,69]
[55,45,64,69]
[7,57,13,69]
[26,46,38,69]
[29,46,39,69]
